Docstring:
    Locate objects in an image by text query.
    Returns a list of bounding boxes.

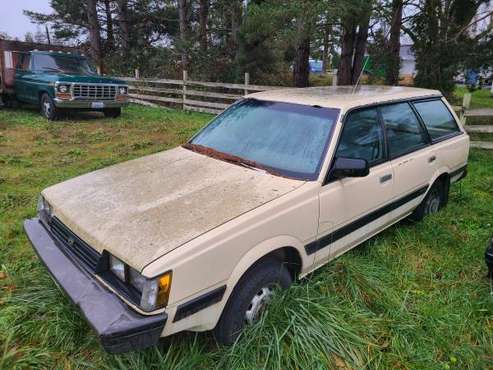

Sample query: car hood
[42,147,304,271]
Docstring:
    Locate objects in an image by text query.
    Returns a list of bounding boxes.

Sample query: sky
[0,0,53,39]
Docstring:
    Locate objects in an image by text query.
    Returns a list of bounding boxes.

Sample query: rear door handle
[428,155,436,163]
[380,174,392,183]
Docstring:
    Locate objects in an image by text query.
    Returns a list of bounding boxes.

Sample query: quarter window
[336,108,384,165]
[413,100,460,140]
[380,103,427,158]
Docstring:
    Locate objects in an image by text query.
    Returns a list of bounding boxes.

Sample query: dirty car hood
[42,147,304,271]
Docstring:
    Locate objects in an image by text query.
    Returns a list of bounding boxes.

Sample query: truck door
[14,53,32,103]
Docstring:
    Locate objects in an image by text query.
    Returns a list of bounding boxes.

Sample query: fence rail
[460,92,493,150]
[119,70,338,115]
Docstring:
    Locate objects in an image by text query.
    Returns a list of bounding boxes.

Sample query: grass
[454,86,493,110]
[1,104,493,369]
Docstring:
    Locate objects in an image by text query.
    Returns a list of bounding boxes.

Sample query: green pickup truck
[0,40,128,120]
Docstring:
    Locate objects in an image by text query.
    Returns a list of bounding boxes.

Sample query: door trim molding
[305,184,429,255]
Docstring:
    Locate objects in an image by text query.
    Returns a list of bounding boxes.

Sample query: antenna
[352,56,370,94]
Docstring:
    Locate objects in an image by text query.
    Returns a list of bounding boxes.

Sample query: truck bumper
[53,99,128,109]
[24,218,167,354]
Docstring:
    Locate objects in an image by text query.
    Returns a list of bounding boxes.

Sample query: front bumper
[54,98,128,109]
[24,218,167,354]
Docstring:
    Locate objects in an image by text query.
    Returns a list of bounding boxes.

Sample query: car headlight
[37,195,52,224]
[118,86,127,95]
[108,254,172,311]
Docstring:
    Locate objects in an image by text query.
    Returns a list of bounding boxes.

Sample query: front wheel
[213,257,292,345]
[40,93,59,121]
[103,108,121,118]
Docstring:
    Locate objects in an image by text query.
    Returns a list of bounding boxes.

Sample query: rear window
[413,100,460,140]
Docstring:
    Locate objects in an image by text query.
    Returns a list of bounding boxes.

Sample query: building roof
[248,85,441,110]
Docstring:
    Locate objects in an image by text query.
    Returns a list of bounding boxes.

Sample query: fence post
[332,69,338,86]
[182,70,188,111]
[461,92,471,125]
[134,68,140,79]
[244,72,250,96]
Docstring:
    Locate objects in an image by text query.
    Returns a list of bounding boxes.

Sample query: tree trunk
[199,0,209,52]
[116,0,130,52]
[351,13,371,85]
[178,0,190,70]
[386,0,403,85]
[322,22,331,72]
[104,0,114,51]
[293,18,310,88]
[87,0,103,71]
[337,21,356,85]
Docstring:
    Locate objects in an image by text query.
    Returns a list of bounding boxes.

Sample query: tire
[103,108,121,118]
[410,178,448,221]
[40,93,59,121]
[214,257,292,345]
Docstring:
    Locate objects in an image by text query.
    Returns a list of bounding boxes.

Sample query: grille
[49,217,101,271]
[72,84,117,100]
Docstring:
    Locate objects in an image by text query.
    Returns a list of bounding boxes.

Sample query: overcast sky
[0,0,53,39]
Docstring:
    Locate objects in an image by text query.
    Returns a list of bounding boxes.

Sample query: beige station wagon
[25,86,469,353]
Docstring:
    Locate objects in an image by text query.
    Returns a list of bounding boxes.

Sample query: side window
[380,103,427,159]
[413,99,460,140]
[16,53,30,71]
[336,108,385,165]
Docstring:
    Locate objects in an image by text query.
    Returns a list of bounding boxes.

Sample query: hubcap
[43,100,51,117]
[245,286,274,324]
[425,190,440,214]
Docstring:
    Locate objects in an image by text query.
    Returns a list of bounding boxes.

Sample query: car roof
[247,85,442,110]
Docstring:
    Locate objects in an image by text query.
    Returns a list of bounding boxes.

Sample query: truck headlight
[57,84,70,93]
[118,86,127,95]
[108,254,172,311]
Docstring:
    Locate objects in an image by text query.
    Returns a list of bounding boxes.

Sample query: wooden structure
[460,92,493,150]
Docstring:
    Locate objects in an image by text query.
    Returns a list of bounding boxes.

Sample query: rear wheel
[103,108,121,118]
[213,257,292,345]
[40,93,59,121]
[410,178,448,221]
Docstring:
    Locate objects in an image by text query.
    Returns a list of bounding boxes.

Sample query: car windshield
[187,99,339,180]
[32,54,96,75]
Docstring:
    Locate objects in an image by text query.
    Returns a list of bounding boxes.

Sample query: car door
[312,107,394,266]
[381,102,436,219]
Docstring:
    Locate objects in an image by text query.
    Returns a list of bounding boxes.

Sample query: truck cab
[0,40,128,120]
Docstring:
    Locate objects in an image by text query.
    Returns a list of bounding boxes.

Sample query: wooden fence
[119,73,493,150]
[119,70,338,115]
[459,92,493,150]
[120,71,279,115]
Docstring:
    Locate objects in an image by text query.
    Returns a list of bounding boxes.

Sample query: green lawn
[454,86,493,110]
[1,105,493,369]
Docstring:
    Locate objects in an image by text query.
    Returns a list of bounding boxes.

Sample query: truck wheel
[103,108,121,118]
[213,257,292,345]
[410,178,448,221]
[40,93,59,121]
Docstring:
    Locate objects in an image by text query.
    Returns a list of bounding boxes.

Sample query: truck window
[32,54,96,75]
[15,53,30,71]
[412,100,460,141]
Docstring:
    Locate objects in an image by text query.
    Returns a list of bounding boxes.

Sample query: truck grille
[49,217,101,272]
[72,84,117,100]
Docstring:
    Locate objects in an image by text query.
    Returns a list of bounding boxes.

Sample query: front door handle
[428,155,436,163]
[380,174,392,183]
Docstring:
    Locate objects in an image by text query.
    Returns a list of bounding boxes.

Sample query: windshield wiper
[182,143,267,173]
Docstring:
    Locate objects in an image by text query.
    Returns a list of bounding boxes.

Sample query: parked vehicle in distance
[0,40,128,120]
[24,86,469,353]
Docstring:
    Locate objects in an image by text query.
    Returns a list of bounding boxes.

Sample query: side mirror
[331,157,369,179]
